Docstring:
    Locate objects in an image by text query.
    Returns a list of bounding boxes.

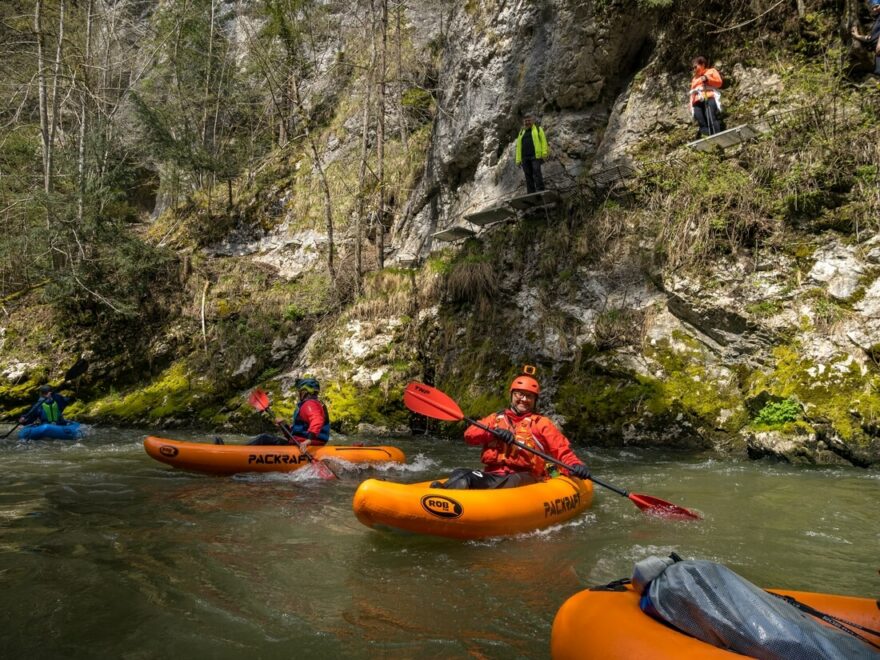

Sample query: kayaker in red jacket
[237,377,331,447]
[432,369,590,489]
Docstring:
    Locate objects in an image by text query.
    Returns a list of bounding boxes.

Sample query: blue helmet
[294,377,320,394]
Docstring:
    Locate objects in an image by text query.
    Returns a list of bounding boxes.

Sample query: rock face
[226,1,880,465]
[10,1,872,466]
[392,0,652,259]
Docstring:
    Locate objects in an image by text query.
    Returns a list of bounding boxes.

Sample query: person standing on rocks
[689,56,724,137]
[515,113,549,194]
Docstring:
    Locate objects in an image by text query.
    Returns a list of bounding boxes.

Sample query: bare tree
[47,0,65,196]
[35,0,50,195]
[355,3,377,285]
[77,0,94,224]
[376,0,388,270]
[394,0,408,147]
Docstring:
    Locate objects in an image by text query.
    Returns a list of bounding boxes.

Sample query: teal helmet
[294,377,320,394]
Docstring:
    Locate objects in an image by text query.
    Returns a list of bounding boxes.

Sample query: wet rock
[2,361,34,383]
[808,242,865,301]
[745,429,858,466]
[232,355,258,379]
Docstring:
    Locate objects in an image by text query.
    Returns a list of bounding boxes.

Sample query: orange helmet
[509,374,540,395]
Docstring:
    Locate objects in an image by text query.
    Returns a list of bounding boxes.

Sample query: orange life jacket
[479,412,549,477]
[689,68,723,106]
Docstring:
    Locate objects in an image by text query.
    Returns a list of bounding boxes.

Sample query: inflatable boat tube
[352,476,593,540]
[143,436,405,474]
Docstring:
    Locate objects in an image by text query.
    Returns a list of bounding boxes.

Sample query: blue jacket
[22,393,69,425]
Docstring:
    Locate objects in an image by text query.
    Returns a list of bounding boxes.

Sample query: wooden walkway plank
[432,225,477,242]
[686,124,760,152]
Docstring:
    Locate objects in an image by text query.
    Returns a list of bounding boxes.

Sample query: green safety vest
[41,400,60,423]
[515,125,549,164]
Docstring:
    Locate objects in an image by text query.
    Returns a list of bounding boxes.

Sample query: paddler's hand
[570,464,591,480]
[495,429,515,445]
[18,416,26,424]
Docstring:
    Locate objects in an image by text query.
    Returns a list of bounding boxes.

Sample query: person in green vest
[19,385,70,426]
[515,113,549,194]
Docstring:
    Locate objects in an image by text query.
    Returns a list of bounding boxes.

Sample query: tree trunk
[395,0,408,147]
[77,0,94,225]
[356,4,377,286]
[376,0,388,270]
[47,0,66,196]
[35,0,50,195]
[202,0,216,158]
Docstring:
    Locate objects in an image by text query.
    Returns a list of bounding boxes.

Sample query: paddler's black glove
[570,464,590,480]
[495,429,515,445]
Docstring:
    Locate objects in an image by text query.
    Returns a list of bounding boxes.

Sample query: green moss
[0,372,45,416]
[85,362,217,423]
[747,344,880,442]
[557,376,657,436]
[323,380,409,432]
[746,300,783,317]
[640,337,747,430]
[401,87,433,111]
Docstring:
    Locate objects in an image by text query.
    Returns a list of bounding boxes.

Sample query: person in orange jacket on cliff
[689,56,724,137]
[431,368,590,489]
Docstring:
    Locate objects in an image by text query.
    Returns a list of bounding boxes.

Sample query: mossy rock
[323,381,410,434]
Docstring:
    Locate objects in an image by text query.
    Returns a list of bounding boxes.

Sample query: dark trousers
[435,468,540,490]
[693,99,723,136]
[246,433,326,447]
[521,158,545,194]
[247,433,288,445]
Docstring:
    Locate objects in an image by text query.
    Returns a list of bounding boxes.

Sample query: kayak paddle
[247,388,337,480]
[403,381,701,520]
[0,423,21,439]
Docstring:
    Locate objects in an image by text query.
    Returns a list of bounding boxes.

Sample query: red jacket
[464,409,585,478]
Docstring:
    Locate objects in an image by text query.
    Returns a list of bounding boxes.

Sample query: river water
[0,427,877,658]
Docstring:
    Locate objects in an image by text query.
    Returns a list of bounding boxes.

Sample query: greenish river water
[0,427,877,658]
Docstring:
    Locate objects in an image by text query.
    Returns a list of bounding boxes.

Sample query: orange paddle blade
[248,388,271,413]
[629,493,701,520]
[311,460,337,480]
[403,382,465,422]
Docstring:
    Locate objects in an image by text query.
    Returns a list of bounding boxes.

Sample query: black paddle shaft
[1,423,21,439]
[466,417,629,497]
[261,403,316,464]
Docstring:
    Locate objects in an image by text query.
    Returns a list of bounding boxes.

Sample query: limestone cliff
[2,0,879,466]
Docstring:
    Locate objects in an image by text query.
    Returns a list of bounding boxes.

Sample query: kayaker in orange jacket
[432,369,590,489]
[689,56,724,137]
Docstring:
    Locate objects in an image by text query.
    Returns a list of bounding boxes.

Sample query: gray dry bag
[633,556,879,659]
